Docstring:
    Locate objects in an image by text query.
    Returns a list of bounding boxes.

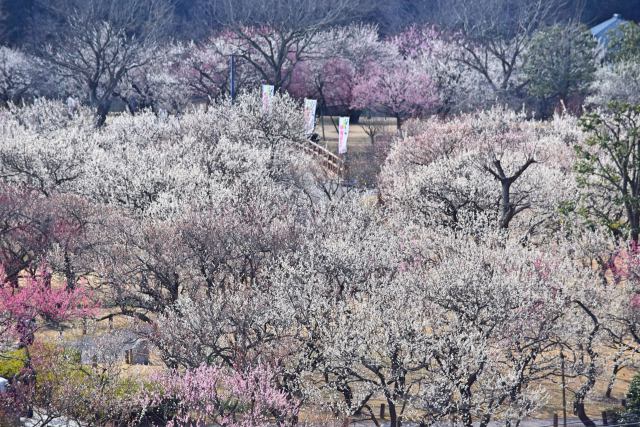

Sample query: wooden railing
[297,138,345,176]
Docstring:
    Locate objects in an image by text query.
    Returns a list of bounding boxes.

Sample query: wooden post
[108,315,113,330]
[622,398,627,408]
[602,411,608,426]
[82,319,87,335]
[379,403,385,420]
[553,413,559,427]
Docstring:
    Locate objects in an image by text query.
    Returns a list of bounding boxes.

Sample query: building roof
[591,13,628,45]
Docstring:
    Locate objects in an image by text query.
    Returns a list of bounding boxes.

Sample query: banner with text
[338,117,350,154]
[303,99,317,135]
[261,84,275,114]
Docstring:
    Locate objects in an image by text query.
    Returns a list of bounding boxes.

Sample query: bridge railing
[297,138,344,176]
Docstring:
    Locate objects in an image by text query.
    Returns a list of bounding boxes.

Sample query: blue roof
[591,13,628,44]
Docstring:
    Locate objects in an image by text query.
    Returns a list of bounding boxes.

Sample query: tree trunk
[64,249,75,290]
[605,355,623,399]
[572,301,600,427]
[387,400,400,427]
[330,116,339,133]
[499,180,513,228]
[348,109,361,125]
[94,101,111,128]
[460,410,473,427]
[605,379,614,399]
[631,213,639,244]
[575,402,596,427]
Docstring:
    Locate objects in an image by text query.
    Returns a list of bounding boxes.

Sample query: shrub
[608,371,640,424]
[0,349,26,379]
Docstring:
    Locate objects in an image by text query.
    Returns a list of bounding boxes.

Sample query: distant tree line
[2,0,639,125]
[1,0,640,46]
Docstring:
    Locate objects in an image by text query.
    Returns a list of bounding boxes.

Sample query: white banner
[261,84,275,114]
[338,117,349,154]
[303,99,318,135]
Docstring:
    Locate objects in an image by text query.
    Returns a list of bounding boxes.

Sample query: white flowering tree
[0,47,41,106]
[35,0,173,126]
[0,87,635,427]
[439,0,565,106]
[380,108,578,237]
[199,0,366,91]
[588,61,640,107]
[0,99,94,195]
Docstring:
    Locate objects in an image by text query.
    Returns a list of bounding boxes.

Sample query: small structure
[124,339,150,365]
[67,330,150,366]
[590,13,629,56]
[0,376,8,393]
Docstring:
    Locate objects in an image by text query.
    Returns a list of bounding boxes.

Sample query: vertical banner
[261,84,275,114]
[303,99,318,135]
[338,117,350,154]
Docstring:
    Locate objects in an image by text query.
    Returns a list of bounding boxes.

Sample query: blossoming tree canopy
[351,60,439,129]
[142,363,299,427]
[0,265,97,348]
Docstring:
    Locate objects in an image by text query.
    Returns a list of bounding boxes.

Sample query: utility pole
[561,351,567,427]
[229,54,236,103]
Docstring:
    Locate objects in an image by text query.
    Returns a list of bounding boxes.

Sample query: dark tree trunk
[499,180,512,228]
[605,356,623,399]
[94,100,112,128]
[631,213,639,244]
[575,402,596,427]
[348,109,361,124]
[387,400,400,427]
[64,249,75,290]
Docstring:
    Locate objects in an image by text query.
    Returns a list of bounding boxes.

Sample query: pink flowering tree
[216,26,306,91]
[390,25,497,115]
[289,58,356,113]
[390,25,442,60]
[602,241,640,347]
[351,61,439,129]
[288,24,396,129]
[212,1,365,91]
[288,57,358,137]
[176,39,232,103]
[0,264,97,350]
[141,363,299,427]
[0,186,98,290]
[0,263,97,417]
